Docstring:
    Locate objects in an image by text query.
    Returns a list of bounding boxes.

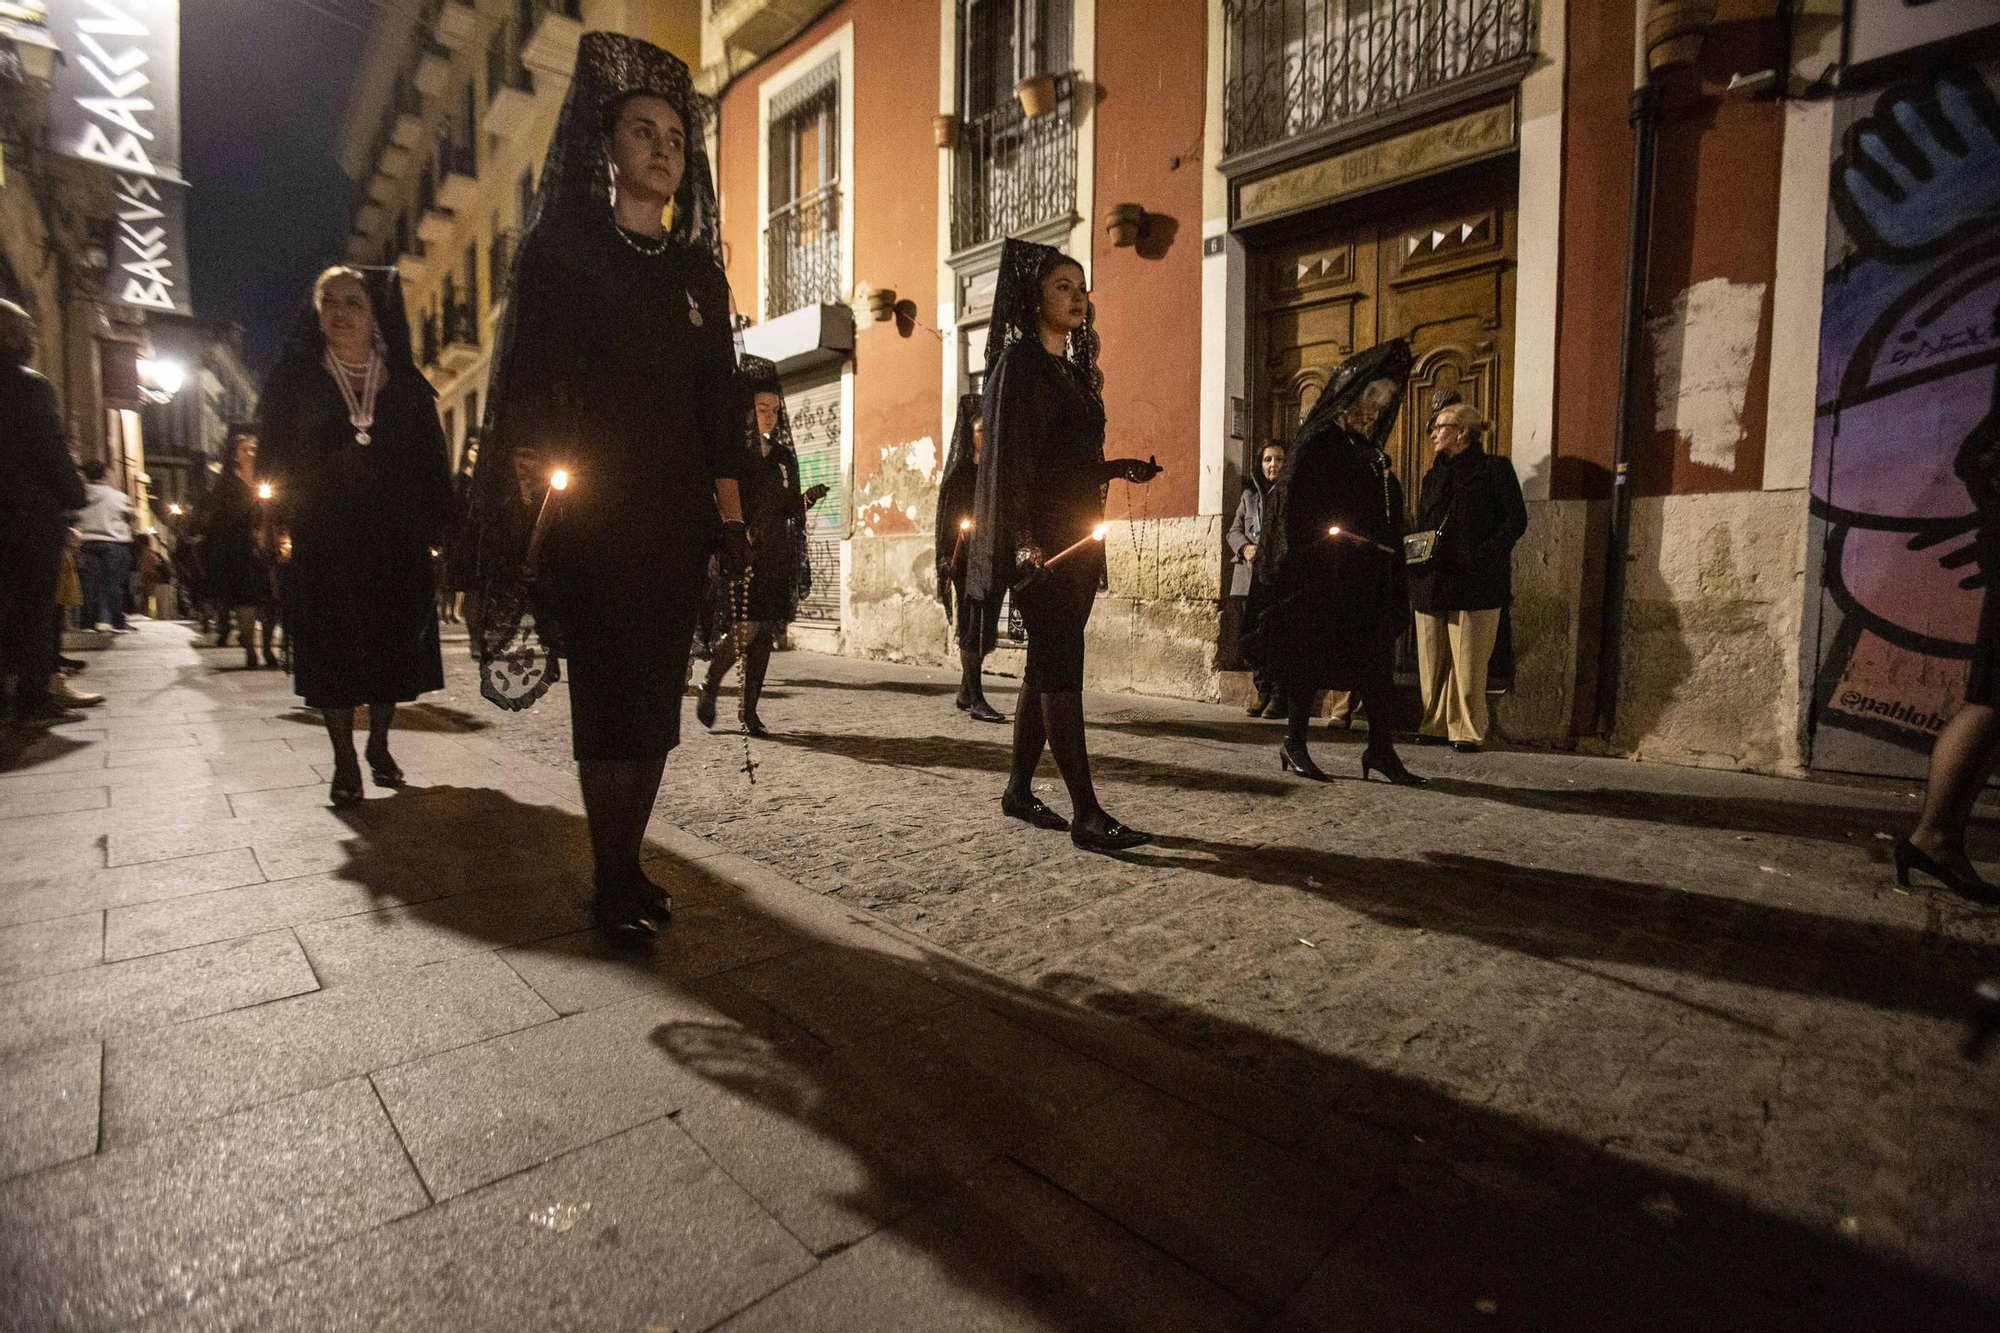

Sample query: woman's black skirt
[1015,560,1095,694]
[951,574,1004,655]
[545,556,704,761]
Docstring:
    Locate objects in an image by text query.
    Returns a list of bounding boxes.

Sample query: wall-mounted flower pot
[1106,203,1144,248]
[1645,0,1717,72]
[866,288,899,322]
[932,113,959,150]
[1014,72,1058,119]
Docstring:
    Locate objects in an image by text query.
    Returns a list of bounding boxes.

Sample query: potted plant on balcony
[1014,72,1058,118]
[1105,203,1144,248]
[932,113,959,150]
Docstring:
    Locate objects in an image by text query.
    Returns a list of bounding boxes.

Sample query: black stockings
[1913,702,2000,876]
[706,622,774,719]
[578,752,668,891]
[324,703,395,778]
[1283,659,1403,760]
[1003,657,1104,824]
[958,647,995,709]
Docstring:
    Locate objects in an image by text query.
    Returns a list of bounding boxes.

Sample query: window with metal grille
[765,58,841,319]
[951,0,1077,254]
[960,0,1071,116]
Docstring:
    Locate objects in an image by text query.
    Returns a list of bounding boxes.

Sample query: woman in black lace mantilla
[469,33,748,937]
[1255,338,1425,786]
[697,355,827,736]
[936,391,1004,722]
[965,239,1161,852]
[257,265,450,805]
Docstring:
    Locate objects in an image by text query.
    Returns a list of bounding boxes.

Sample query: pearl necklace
[322,346,383,446]
[613,218,669,256]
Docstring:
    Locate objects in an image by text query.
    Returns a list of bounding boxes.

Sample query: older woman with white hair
[1409,400,1527,752]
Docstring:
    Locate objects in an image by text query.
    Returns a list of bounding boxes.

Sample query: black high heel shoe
[1002,791,1070,831]
[740,709,770,738]
[630,870,673,926]
[1279,739,1330,781]
[329,767,364,807]
[591,875,659,942]
[364,745,405,789]
[1360,748,1429,787]
[1071,812,1151,853]
[1893,837,2000,902]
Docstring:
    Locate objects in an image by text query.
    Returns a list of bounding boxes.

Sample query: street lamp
[137,357,185,401]
[8,28,61,86]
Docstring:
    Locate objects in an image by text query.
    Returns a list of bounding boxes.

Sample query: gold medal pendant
[356,430,370,446]
[686,292,703,328]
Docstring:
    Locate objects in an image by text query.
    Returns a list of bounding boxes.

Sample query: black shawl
[734,354,810,621]
[935,391,981,618]
[468,31,730,711]
[966,238,1104,603]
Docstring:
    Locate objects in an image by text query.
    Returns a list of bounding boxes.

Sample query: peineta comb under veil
[466,32,724,711]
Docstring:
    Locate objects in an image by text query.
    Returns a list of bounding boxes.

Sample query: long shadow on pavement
[766,729,1296,796]
[45,783,1988,1332]
[1120,833,2000,1021]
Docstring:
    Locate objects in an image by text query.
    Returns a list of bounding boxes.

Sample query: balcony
[388,83,426,149]
[375,140,413,179]
[487,228,517,320]
[950,72,1078,256]
[436,136,478,212]
[765,182,841,319]
[520,0,583,77]
[1222,0,1537,163]
[483,23,536,139]
[709,0,838,67]
[414,38,453,97]
[365,169,397,204]
[438,293,481,373]
[428,0,477,50]
[397,247,430,287]
[416,170,455,246]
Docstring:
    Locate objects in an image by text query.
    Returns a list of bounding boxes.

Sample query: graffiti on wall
[1808,62,2000,771]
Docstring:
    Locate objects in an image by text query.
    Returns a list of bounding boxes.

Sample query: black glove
[1104,456,1163,484]
[720,521,752,579]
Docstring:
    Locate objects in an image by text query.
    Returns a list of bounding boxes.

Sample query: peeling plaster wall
[1611,489,1809,773]
[1497,498,1598,745]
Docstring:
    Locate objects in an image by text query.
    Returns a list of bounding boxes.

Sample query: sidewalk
[1,621,1996,1331]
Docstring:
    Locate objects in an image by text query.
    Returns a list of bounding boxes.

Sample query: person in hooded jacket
[1228,440,1286,718]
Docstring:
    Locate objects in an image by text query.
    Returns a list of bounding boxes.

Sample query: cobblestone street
[2,623,1997,1330]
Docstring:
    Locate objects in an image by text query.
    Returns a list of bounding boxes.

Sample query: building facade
[699,0,1999,779]
[333,0,703,478]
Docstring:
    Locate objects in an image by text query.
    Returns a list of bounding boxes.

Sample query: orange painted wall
[1553,0,1786,501]
[714,0,943,538]
[1089,0,1206,521]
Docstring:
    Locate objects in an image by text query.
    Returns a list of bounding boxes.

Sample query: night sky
[181,0,367,373]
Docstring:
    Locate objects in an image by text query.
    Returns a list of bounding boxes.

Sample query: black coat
[0,364,85,557]
[258,363,450,708]
[1408,444,1527,614]
[195,473,273,607]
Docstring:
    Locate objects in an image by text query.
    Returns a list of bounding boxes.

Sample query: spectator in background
[75,458,136,634]
[0,299,89,733]
[1228,440,1285,718]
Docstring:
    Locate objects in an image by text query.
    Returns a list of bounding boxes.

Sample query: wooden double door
[1251,159,1518,515]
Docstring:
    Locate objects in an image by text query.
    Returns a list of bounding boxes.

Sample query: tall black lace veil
[934,391,981,618]
[966,238,1100,602]
[1260,337,1412,582]
[468,32,723,711]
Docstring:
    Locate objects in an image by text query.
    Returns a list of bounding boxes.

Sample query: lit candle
[256,482,273,501]
[1040,523,1109,572]
[951,517,972,567]
[526,466,572,572]
[1326,524,1395,555]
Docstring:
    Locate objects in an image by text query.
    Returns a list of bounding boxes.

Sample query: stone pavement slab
[0,847,265,929]
[0,909,100,985]
[0,1041,99,1181]
[0,1078,427,1332]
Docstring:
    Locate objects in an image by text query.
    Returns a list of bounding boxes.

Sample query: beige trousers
[1416,607,1502,743]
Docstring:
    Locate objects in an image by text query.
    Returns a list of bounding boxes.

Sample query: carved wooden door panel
[1252,162,1517,520]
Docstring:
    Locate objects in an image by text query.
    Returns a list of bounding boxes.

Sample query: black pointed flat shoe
[967,697,1005,723]
[364,747,405,788]
[1071,814,1151,853]
[631,872,673,926]
[1002,792,1069,831]
[741,711,770,738]
[592,879,660,942]
[329,772,364,806]
[696,690,718,729]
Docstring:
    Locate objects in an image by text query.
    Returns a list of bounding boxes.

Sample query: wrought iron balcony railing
[1223,0,1536,159]
[764,182,841,318]
[442,292,479,351]
[951,71,1077,255]
[486,22,533,103]
[488,228,517,308]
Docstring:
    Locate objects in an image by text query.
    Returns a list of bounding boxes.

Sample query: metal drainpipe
[1593,78,1664,740]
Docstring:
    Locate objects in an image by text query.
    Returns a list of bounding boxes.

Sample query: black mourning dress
[257,287,449,711]
[969,341,1107,692]
[197,470,275,609]
[488,212,742,760]
[937,392,1001,653]
[1256,339,1413,711]
[740,440,807,623]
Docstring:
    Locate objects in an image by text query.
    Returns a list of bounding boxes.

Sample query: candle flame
[1091,524,1107,540]
[1328,525,1340,536]
[550,469,570,491]
[959,518,972,531]
[257,482,273,500]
